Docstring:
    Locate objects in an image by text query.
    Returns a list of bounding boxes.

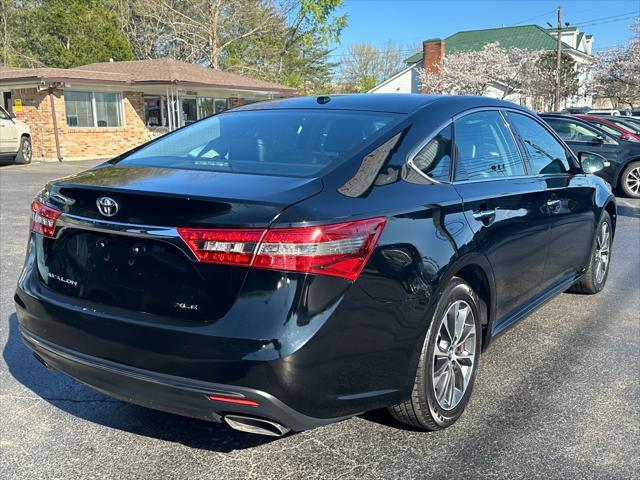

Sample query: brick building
[0,59,296,161]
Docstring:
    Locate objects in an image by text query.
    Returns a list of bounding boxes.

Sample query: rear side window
[454,111,525,181]
[411,124,452,181]
[506,113,572,174]
[117,109,402,177]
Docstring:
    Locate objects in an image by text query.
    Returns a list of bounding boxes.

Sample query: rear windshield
[116,109,403,177]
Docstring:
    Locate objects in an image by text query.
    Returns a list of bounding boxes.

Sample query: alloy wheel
[432,300,477,411]
[594,221,610,285]
[626,166,640,195]
[22,139,32,162]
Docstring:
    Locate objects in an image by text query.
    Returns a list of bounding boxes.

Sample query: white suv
[0,106,32,164]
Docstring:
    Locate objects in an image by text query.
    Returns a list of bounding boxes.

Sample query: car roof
[231,94,528,115]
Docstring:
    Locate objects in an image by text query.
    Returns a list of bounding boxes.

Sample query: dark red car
[576,115,640,142]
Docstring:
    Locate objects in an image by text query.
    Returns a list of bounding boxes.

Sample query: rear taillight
[30,198,62,237]
[177,228,264,266]
[178,217,386,281]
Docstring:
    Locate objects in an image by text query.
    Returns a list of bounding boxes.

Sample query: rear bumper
[20,326,345,432]
[15,228,427,428]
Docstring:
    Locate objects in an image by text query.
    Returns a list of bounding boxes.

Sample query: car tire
[388,277,482,430]
[620,161,640,198]
[568,211,612,294]
[14,136,32,164]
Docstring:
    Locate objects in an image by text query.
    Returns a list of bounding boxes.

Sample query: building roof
[404,24,584,63]
[0,59,296,94]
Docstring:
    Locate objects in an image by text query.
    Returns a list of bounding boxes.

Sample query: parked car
[0,106,32,164]
[597,115,640,134]
[589,109,621,116]
[574,114,640,142]
[16,95,616,437]
[561,106,592,114]
[541,113,640,198]
[619,109,640,117]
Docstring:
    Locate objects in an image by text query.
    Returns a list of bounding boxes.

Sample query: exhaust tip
[224,415,290,437]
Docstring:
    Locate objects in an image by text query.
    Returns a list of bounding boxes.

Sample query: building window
[197,97,228,119]
[144,95,168,127]
[64,90,123,128]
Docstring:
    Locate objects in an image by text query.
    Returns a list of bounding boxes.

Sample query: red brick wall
[10,88,151,161]
[421,39,445,94]
[11,88,56,159]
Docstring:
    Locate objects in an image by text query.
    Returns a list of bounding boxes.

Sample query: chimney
[421,39,445,91]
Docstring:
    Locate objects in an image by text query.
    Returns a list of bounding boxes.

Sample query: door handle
[546,199,561,212]
[472,209,496,222]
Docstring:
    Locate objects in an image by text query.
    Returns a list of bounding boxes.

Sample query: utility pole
[554,5,562,111]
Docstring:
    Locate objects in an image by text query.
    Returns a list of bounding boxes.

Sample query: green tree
[527,51,580,111]
[7,0,133,68]
[111,0,346,94]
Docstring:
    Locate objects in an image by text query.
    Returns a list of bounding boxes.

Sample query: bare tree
[118,0,280,69]
[339,40,407,92]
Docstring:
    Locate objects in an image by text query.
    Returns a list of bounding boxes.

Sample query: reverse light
[30,198,62,237]
[178,217,386,281]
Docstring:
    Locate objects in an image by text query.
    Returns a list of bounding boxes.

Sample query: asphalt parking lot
[1,160,638,480]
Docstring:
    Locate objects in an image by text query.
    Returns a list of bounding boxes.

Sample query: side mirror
[579,152,606,173]
[9,112,16,119]
[589,136,604,145]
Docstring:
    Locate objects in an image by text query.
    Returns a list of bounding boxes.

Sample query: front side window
[454,111,525,181]
[589,120,625,138]
[116,109,403,177]
[544,118,609,143]
[64,91,122,128]
[506,113,572,174]
[0,106,11,120]
[411,124,452,181]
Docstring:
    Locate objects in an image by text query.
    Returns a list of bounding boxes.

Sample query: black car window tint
[118,109,403,178]
[453,111,525,181]
[411,124,452,181]
[507,113,571,174]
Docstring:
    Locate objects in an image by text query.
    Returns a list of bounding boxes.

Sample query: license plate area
[37,230,241,321]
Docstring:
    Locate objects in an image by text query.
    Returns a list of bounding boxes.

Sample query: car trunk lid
[36,165,323,321]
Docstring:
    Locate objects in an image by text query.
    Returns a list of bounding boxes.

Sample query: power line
[570,11,639,28]
[514,9,557,25]
[328,11,639,59]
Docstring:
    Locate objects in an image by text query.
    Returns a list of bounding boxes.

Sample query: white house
[369,25,594,108]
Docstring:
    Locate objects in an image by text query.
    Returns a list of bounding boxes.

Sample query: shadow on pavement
[3,312,282,452]
[616,203,640,219]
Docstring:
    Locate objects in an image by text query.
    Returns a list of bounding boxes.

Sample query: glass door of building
[180,97,197,126]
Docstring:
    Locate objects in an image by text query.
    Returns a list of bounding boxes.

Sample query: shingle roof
[0,66,130,83]
[76,59,295,93]
[0,59,296,94]
[404,24,582,63]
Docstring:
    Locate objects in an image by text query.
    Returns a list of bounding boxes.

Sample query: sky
[331,0,639,59]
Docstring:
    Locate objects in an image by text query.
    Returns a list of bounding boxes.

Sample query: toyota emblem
[96,196,118,217]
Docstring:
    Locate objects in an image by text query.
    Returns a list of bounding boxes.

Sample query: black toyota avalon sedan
[16,94,616,437]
